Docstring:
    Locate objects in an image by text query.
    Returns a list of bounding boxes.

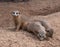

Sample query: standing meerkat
[11,10,53,40]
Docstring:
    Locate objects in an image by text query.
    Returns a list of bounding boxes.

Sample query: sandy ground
[0,0,60,47]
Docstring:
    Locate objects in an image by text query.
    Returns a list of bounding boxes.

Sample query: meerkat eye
[16,13,18,14]
[16,12,20,14]
[12,12,15,14]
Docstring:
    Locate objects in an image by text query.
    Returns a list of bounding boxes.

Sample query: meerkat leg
[40,20,51,29]
[13,19,18,29]
[16,23,22,31]
[14,21,18,29]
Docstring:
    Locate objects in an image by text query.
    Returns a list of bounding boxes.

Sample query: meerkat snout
[12,10,20,16]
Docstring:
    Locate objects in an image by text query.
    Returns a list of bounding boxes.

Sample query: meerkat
[22,20,53,40]
[11,10,53,40]
[12,10,31,31]
[22,21,49,41]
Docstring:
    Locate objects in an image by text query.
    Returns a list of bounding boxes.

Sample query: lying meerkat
[11,10,53,40]
[22,21,53,40]
[22,21,49,41]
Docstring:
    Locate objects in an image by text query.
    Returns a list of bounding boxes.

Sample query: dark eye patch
[16,12,20,14]
[16,13,19,14]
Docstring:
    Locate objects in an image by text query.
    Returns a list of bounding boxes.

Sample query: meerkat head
[37,31,47,41]
[12,10,20,16]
